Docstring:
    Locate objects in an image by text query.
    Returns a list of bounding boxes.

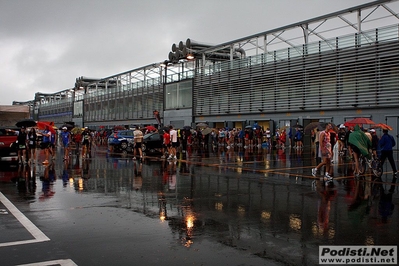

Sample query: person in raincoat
[348,125,372,177]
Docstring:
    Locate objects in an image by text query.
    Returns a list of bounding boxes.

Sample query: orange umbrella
[373,123,393,131]
[344,117,375,127]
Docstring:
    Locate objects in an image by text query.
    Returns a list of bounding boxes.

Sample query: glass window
[165,80,192,109]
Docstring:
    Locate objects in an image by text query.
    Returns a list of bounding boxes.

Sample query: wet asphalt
[0,143,398,265]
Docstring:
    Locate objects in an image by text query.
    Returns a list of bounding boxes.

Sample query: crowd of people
[9,121,398,187]
[8,125,97,166]
[157,126,305,152]
[311,123,397,187]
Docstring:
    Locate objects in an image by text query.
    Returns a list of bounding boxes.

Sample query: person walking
[81,127,91,159]
[133,126,144,161]
[294,128,303,149]
[14,126,28,164]
[314,128,320,160]
[60,127,71,160]
[28,127,38,164]
[378,129,397,178]
[312,123,333,184]
[161,129,171,159]
[370,129,379,158]
[337,125,346,156]
[169,125,178,160]
[40,125,52,165]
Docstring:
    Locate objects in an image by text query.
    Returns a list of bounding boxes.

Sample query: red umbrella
[36,121,56,134]
[145,125,157,132]
[373,123,393,131]
[344,117,375,127]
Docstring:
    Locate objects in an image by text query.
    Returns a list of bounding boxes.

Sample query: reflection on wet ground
[1,144,399,265]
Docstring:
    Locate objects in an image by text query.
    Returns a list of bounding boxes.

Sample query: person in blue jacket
[378,129,397,178]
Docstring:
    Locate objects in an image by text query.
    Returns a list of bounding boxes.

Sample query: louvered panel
[195,38,399,116]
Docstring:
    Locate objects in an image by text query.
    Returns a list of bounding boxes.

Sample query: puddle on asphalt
[2,147,398,265]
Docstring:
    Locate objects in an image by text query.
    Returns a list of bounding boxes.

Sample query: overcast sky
[0,0,370,105]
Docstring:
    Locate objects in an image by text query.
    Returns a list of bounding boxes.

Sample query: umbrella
[344,117,375,127]
[245,125,253,129]
[196,122,208,128]
[201,127,213,135]
[15,119,37,128]
[304,122,323,134]
[71,127,83,134]
[62,123,74,129]
[183,126,192,131]
[373,123,393,131]
[158,126,170,134]
[36,121,56,134]
[36,121,51,129]
[145,125,157,132]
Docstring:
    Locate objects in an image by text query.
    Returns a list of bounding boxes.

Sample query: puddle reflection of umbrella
[15,119,37,128]
[373,123,393,131]
[344,117,375,127]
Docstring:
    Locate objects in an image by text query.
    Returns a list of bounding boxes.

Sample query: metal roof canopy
[196,0,399,67]
[101,0,399,85]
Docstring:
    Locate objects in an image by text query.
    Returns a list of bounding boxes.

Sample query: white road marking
[17,259,78,266]
[0,192,50,247]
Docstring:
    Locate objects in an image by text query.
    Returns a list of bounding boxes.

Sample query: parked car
[142,132,163,155]
[0,127,18,163]
[107,130,135,153]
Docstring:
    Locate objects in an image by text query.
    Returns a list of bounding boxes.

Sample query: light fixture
[186,54,194,60]
[160,60,169,68]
